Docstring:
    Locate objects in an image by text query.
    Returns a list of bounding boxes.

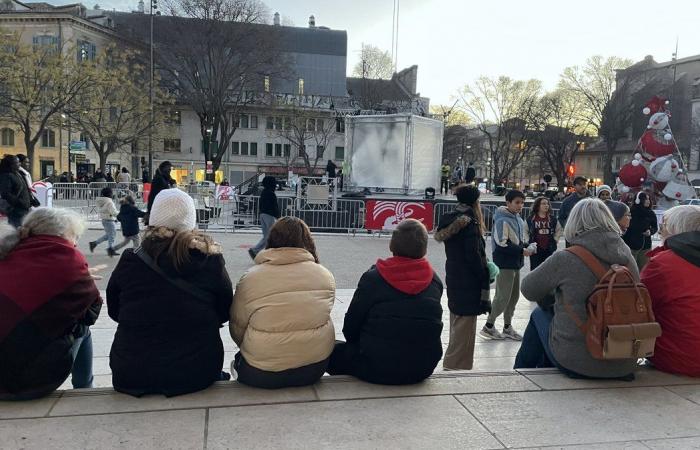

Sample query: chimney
[93,4,100,9]
[137,0,144,13]
[308,15,315,28]
[273,12,280,26]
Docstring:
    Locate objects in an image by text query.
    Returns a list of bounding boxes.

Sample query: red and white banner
[365,200,434,231]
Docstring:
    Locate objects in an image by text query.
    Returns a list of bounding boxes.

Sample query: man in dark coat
[558,176,589,229]
[146,161,176,216]
[0,155,31,228]
[328,219,444,385]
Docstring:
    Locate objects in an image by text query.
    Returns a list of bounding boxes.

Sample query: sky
[60,0,700,106]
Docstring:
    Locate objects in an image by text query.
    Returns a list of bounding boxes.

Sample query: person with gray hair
[0,208,103,400]
[514,198,640,379]
[641,205,700,377]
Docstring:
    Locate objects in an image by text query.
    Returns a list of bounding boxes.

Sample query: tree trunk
[603,141,617,186]
[25,137,36,179]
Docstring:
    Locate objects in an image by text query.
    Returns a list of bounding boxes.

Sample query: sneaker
[89,241,96,253]
[502,326,523,341]
[248,248,257,260]
[107,248,120,257]
[479,325,505,340]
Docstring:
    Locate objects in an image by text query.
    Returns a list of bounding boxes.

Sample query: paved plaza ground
[2,229,699,449]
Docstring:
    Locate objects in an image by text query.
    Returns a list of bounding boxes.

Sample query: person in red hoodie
[327,219,444,385]
[641,205,700,377]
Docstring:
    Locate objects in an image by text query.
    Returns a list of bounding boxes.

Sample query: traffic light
[567,164,575,177]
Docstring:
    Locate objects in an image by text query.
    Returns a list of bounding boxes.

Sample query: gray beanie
[605,200,629,222]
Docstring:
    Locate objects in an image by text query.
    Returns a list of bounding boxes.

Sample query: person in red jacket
[641,205,700,377]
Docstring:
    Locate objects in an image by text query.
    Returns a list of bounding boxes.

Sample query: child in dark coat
[327,219,444,385]
[114,195,145,251]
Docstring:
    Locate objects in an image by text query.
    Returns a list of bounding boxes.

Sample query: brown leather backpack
[564,246,662,360]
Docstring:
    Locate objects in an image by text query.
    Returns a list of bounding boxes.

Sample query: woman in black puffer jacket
[435,185,492,370]
[623,192,658,270]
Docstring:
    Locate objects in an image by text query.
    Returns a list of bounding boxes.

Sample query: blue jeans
[94,220,116,248]
[71,329,94,389]
[252,213,276,254]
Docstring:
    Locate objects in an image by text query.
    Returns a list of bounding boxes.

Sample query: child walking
[113,195,145,251]
[90,187,119,257]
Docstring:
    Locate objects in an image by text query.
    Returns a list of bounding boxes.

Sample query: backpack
[563,246,661,360]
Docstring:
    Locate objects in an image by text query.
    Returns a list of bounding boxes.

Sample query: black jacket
[106,248,233,397]
[435,207,491,316]
[623,207,658,250]
[341,265,443,385]
[258,188,280,218]
[0,170,31,213]
[147,171,176,213]
[117,204,146,237]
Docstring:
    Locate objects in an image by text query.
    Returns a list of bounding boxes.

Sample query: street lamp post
[147,0,157,181]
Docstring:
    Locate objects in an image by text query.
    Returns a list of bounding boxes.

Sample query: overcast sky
[65,0,700,105]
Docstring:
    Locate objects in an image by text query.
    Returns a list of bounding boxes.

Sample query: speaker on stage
[424,187,435,199]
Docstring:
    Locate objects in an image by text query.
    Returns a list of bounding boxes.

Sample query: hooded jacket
[96,197,118,221]
[107,243,233,397]
[339,257,443,384]
[491,206,528,270]
[521,230,640,378]
[641,231,700,377]
[435,205,491,316]
[230,248,335,372]
[258,177,280,218]
[147,170,176,213]
[0,235,102,398]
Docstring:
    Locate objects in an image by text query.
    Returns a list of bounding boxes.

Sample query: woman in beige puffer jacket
[230,217,335,389]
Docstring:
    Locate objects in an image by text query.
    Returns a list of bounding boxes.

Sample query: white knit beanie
[149,189,196,232]
[596,185,612,197]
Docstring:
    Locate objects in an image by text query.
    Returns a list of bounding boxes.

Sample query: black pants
[529,249,554,271]
[440,177,450,195]
[234,352,328,389]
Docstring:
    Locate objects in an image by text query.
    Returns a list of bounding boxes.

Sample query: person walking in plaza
[558,176,589,229]
[480,190,532,341]
[623,192,658,271]
[440,159,451,195]
[0,208,102,400]
[92,168,106,183]
[435,186,493,370]
[107,189,233,397]
[230,217,335,389]
[641,205,700,377]
[526,196,562,271]
[514,198,639,379]
[16,154,32,188]
[113,195,145,252]
[0,155,31,228]
[328,219,443,383]
[249,175,279,260]
[326,159,337,180]
[146,161,176,218]
[89,187,119,257]
[596,185,612,201]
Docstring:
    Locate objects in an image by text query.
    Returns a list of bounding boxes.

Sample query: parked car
[681,199,700,206]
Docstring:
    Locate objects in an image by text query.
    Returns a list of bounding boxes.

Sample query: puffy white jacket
[230,247,335,372]
[96,197,118,220]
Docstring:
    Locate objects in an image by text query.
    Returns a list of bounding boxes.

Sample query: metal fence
[433,202,560,235]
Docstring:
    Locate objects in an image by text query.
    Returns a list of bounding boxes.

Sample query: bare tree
[456,76,541,187]
[269,106,337,175]
[352,44,393,80]
[0,32,98,177]
[529,90,587,191]
[153,0,287,180]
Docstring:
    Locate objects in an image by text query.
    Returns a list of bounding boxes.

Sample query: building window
[41,129,56,148]
[266,116,274,130]
[274,143,282,157]
[335,146,345,160]
[335,117,345,133]
[232,141,240,155]
[163,139,181,152]
[316,145,325,157]
[79,132,90,149]
[165,110,181,125]
[238,114,258,129]
[316,119,324,131]
[1,128,14,146]
[264,76,270,93]
[32,34,59,53]
[240,142,249,156]
[250,115,258,129]
[250,142,257,156]
[283,144,291,157]
[265,143,273,157]
[77,40,96,61]
[276,117,283,130]
[298,78,304,95]
[306,118,316,132]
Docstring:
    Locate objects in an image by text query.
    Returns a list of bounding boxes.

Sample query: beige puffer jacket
[95,197,118,221]
[230,247,335,372]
